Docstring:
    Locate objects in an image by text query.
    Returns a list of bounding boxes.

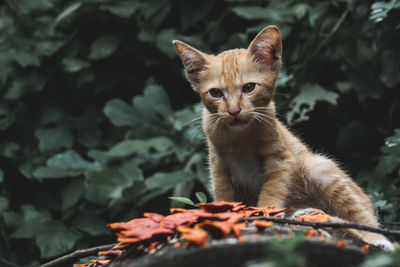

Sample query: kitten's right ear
[172,40,207,84]
[248,25,282,72]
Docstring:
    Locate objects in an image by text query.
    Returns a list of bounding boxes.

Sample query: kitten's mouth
[229,118,249,128]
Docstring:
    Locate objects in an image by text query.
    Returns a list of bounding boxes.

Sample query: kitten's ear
[248,25,282,71]
[172,40,208,84]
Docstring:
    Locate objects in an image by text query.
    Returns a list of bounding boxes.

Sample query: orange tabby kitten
[173,26,393,251]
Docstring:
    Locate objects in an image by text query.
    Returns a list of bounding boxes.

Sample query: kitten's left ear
[172,40,208,84]
[248,25,282,71]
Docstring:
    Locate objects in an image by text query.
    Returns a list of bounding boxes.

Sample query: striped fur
[173,26,393,251]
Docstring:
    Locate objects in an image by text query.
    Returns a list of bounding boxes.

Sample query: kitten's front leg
[209,152,235,202]
[257,160,291,208]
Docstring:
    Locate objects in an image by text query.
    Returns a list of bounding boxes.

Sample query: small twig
[242,216,400,237]
[40,243,118,267]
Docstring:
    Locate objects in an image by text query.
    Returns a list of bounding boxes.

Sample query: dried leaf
[337,240,346,248]
[360,244,369,252]
[197,201,243,213]
[177,226,208,248]
[305,229,316,238]
[144,212,164,223]
[196,220,233,239]
[160,213,199,229]
[296,211,329,222]
[232,223,246,242]
[253,220,274,232]
[98,250,122,257]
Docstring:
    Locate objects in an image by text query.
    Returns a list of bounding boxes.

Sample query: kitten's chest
[224,149,265,196]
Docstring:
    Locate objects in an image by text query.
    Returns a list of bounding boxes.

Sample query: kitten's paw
[371,239,395,252]
[291,208,326,219]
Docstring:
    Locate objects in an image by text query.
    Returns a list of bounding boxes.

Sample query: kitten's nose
[228,108,241,117]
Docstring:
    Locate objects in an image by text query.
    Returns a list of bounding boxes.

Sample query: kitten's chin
[228,117,250,130]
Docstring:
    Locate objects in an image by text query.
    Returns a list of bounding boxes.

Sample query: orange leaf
[360,244,369,252]
[197,201,243,213]
[253,220,274,232]
[148,241,159,251]
[98,249,122,257]
[108,218,159,231]
[144,212,164,223]
[160,213,199,229]
[296,212,329,222]
[337,240,346,248]
[196,220,233,239]
[305,229,316,238]
[177,226,208,248]
[232,223,246,242]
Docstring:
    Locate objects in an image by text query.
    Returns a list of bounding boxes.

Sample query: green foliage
[0,0,399,265]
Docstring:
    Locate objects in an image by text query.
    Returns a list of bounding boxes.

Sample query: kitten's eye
[209,88,223,98]
[242,83,256,93]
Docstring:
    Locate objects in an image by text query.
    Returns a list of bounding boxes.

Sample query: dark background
[0,0,399,265]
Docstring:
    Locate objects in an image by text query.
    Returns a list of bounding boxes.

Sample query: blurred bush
[0,0,399,265]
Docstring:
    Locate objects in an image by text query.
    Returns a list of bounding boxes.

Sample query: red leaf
[144,213,164,223]
[252,220,274,232]
[160,213,199,229]
[296,212,329,222]
[98,250,122,257]
[177,226,209,248]
[108,218,159,231]
[337,240,346,248]
[197,201,243,213]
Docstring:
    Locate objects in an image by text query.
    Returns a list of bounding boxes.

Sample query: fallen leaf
[305,229,316,238]
[160,213,199,229]
[232,223,247,242]
[177,226,208,248]
[197,201,243,213]
[98,249,122,257]
[147,241,159,251]
[196,220,233,239]
[253,220,274,232]
[337,240,346,248]
[296,212,329,222]
[144,213,164,223]
[360,244,369,252]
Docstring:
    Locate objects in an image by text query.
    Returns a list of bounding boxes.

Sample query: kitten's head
[173,26,282,132]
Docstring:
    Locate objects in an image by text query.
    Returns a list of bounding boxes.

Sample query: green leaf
[61,179,85,210]
[73,213,108,236]
[0,169,3,183]
[156,29,178,57]
[133,84,173,123]
[85,169,134,203]
[107,137,173,158]
[0,197,9,213]
[33,167,81,179]
[195,192,207,204]
[145,170,194,190]
[100,1,143,18]
[55,2,82,24]
[168,197,197,207]
[287,83,339,124]
[380,50,400,88]
[36,231,79,258]
[35,126,74,152]
[62,58,90,72]
[119,158,144,182]
[89,35,120,60]
[33,150,101,179]
[47,150,102,172]
[103,98,136,127]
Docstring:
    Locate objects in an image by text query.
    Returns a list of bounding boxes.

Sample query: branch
[40,243,118,267]
[242,216,400,237]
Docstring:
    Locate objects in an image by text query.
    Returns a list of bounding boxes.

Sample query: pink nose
[228,108,241,117]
